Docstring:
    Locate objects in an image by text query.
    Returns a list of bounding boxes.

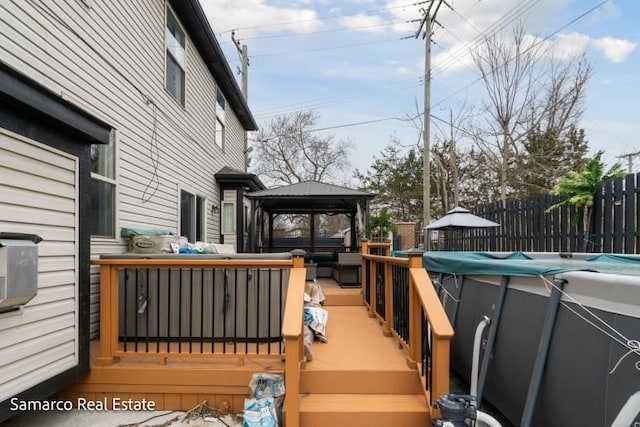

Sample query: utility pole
[416,0,448,249]
[617,150,640,173]
[232,31,250,170]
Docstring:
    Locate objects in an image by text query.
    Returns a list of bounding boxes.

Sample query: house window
[90,131,116,238]
[222,202,235,234]
[180,189,206,242]
[215,89,225,148]
[166,7,185,105]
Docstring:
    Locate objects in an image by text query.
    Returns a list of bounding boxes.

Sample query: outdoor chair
[332,252,362,288]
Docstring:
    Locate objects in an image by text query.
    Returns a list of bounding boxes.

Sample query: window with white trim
[215,89,225,148]
[180,189,206,242]
[90,131,116,238]
[222,202,235,234]
[166,6,185,105]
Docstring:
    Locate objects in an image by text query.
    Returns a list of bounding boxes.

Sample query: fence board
[625,174,636,253]
[613,177,624,253]
[454,173,639,254]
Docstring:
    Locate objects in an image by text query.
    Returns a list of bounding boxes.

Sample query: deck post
[283,249,307,427]
[96,264,119,366]
[292,250,306,367]
[383,258,393,336]
[363,241,378,318]
[360,239,369,292]
[407,249,424,369]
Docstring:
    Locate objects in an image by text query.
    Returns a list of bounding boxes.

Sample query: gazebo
[246,181,375,253]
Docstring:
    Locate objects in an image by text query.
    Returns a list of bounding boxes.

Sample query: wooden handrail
[91,257,296,366]
[92,258,294,268]
[282,255,306,427]
[410,267,454,410]
[360,244,454,418]
[410,268,454,338]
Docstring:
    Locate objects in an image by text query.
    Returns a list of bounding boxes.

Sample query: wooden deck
[56,279,431,425]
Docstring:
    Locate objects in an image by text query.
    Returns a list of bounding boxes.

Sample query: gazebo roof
[247,181,375,214]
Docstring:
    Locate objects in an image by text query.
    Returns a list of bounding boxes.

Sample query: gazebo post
[268,212,274,253]
[310,213,315,253]
[350,211,356,252]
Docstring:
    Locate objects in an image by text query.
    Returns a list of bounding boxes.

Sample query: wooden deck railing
[281,254,306,427]
[361,241,454,417]
[91,255,306,368]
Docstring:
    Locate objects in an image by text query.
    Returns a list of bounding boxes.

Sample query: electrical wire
[215,1,428,35]
[432,0,611,110]
[226,19,412,42]
[29,0,221,191]
[252,37,404,58]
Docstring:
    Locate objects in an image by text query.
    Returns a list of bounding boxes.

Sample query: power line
[215,1,428,35]
[432,0,542,76]
[616,151,640,173]
[432,0,611,110]
[252,37,403,58]
[225,20,413,42]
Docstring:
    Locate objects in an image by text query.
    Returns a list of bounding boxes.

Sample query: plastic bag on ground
[244,373,285,426]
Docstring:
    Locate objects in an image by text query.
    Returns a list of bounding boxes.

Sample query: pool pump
[432,394,477,427]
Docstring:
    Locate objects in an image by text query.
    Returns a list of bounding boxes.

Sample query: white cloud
[199,0,322,35]
[591,37,636,63]
[339,13,387,33]
[545,32,590,61]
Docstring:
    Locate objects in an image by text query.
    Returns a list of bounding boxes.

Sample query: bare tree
[470,24,592,204]
[252,110,353,233]
[471,25,539,204]
[252,110,352,187]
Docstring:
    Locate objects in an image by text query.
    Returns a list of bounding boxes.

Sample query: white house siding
[0,130,79,402]
[0,1,250,338]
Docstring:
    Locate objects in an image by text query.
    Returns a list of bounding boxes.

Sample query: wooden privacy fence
[447,173,640,254]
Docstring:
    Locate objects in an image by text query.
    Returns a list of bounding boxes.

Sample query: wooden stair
[294,280,431,426]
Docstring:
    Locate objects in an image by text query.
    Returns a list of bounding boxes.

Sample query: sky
[199,0,639,181]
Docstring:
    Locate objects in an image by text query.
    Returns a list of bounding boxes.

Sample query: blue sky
[200,0,638,179]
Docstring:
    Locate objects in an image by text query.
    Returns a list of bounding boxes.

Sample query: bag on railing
[244,373,285,427]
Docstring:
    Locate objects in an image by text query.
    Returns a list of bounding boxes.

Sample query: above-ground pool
[421,251,640,427]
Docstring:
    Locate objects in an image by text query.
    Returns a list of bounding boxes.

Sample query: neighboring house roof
[214,166,266,191]
[247,181,375,214]
[170,0,258,131]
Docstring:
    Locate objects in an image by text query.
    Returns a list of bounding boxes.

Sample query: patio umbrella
[427,207,500,250]
[427,207,499,250]
[427,207,499,229]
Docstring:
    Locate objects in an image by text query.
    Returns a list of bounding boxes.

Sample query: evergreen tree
[514,125,589,197]
[354,140,423,223]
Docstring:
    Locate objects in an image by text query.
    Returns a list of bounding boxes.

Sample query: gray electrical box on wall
[0,233,42,312]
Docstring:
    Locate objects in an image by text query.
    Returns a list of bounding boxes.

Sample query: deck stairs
[295,282,430,427]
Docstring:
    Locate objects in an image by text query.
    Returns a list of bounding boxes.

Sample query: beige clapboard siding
[0,312,75,352]
[0,133,79,401]
[0,338,76,403]
[1,1,250,341]
[0,341,75,389]
[0,299,75,332]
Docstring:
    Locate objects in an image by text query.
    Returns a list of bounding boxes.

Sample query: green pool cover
[393,251,640,277]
